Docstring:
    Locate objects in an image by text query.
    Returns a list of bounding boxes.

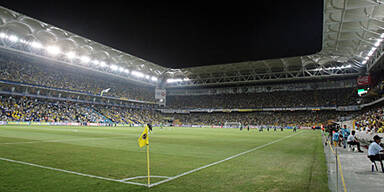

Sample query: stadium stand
[0,95,161,124]
[166,88,363,109]
[0,55,155,102]
[163,111,340,127]
[0,94,353,126]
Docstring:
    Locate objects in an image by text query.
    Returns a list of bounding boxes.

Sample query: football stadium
[1,1,384,192]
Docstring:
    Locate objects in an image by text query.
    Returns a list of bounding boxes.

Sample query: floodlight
[151,76,158,81]
[92,60,100,65]
[46,46,61,55]
[110,65,118,71]
[367,48,376,56]
[65,51,76,59]
[80,56,90,63]
[31,41,43,49]
[167,78,182,83]
[8,35,18,42]
[132,71,144,78]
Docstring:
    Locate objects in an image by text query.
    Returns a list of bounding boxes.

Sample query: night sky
[1,1,323,69]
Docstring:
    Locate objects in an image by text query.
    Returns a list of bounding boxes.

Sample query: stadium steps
[88,107,113,124]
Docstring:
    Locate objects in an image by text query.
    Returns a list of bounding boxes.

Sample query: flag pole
[146,143,151,187]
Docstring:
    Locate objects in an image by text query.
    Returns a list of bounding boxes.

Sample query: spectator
[368,135,384,170]
[347,130,364,152]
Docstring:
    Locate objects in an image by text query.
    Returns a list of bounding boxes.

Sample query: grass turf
[0,125,329,192]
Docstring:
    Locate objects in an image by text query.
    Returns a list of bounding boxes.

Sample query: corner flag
[138,125,149,148]
[138,124,151,187]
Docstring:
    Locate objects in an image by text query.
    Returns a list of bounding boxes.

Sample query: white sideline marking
[0,157,147,187]
[149,131,303,188]
[0,136,128,145]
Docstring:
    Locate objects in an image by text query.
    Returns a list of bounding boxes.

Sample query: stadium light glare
[118,67,124,72]
[367,48,376,56]
[132,71,144,78]
[110,65,118,71]
[145,75,150,79]
[8,35,18,42]
[0,33,6,38]
[80,56,90,63]
[151,76,158,81]
[167,78,183,83]
[124,69,130,73]
[46,46,61,55]
[31,41,43,49]
[99,61,107,67]
[65,51,76,59]
[92,60,100,65]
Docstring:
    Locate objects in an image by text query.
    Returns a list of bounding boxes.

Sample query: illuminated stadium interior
[1,1,384,191]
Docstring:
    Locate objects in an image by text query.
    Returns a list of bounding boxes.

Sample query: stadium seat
[368,156,384,172]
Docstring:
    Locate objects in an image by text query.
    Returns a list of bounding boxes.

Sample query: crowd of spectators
[0,94,347,127]
[167,88,362,109]
[2,94,384,129]
[0,57,155,101]
[0,96,105,122]
[165,111,340,127]
[0,95,162,124]
[354,103,384,133]
[92,105,162,125]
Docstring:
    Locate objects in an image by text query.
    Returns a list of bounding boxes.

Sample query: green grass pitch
[0,126,329,192]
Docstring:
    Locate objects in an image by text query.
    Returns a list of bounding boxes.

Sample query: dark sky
[1,1,323,69]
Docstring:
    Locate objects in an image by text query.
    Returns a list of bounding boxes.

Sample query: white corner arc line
[149,131,303,188]
[0,157,147,187]
[118,175,170,182]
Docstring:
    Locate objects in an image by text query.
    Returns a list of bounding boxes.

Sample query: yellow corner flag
[138,124,151,187]
[138,125,149,148]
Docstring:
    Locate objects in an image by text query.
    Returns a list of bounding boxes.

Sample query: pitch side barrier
[0,121,144,127]
[173,124,299,129]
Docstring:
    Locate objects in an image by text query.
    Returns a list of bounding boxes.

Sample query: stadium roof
[175,0,384,87]
[0,0,383,88]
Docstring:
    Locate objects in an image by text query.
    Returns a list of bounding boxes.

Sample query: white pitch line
[118,175,171,182]
[149,131,303,188]
[0,157,147,187]
[0,136,128,145]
